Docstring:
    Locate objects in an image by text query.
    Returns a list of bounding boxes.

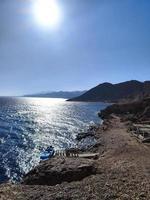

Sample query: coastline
[0,100,150,199]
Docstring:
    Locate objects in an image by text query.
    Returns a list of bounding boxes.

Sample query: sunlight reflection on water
[0,97,108,183]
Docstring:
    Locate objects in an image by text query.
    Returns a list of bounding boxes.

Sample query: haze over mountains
[68,80,150,102]
[24,80,150,102]
[24,91,87,99]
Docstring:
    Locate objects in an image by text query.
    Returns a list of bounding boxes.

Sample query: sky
[0,0,150,96]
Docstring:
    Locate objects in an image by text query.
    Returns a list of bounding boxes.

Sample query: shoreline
[0,102,150,199]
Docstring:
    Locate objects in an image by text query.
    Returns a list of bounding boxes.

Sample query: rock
[22,157,97,186]
[139,192,146,198]
[76,125,99,141]
[76,132,94,141]
[120,194,130,199]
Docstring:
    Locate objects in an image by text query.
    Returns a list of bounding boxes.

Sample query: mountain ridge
[24,90,87,99]
[67,80,150,102]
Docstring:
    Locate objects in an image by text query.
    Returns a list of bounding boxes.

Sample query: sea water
[0,97,108,183]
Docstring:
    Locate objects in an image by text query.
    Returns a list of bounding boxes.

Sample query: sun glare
[32,0,61,28]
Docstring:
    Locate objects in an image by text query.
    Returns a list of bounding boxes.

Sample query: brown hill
[67,80,150,102]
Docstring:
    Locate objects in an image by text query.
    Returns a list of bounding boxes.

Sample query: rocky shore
[99,97,150,123]
[0,99,150,200]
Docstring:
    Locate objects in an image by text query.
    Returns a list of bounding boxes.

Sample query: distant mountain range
[67,80,150,102]
[24,91,87,99]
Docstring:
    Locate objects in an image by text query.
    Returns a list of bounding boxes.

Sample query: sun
[32,0,61,28]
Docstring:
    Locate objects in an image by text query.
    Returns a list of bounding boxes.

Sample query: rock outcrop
[22,157,97,186]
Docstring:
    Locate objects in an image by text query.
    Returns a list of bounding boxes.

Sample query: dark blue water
[0,97,108,183]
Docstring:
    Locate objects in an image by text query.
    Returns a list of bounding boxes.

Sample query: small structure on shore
[54,149,99,159]
[55,148,79,157]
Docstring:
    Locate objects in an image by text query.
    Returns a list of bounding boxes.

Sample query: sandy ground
[0,116,150,200]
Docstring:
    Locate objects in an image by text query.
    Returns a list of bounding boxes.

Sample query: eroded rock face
[22,157,97,186]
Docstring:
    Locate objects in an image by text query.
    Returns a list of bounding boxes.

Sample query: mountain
[67,80,150,102]
[24,91,87,99]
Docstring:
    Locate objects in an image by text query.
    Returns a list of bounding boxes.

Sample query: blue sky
[0,0,150,95]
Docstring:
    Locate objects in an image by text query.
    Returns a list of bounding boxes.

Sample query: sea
[0,97,108,183]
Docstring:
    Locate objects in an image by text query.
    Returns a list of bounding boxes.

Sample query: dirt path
[0,117,150,200]
[95,116,150,199]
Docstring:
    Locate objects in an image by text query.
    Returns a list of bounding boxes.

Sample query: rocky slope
[67,80,150,102]
[99,97,150,122]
